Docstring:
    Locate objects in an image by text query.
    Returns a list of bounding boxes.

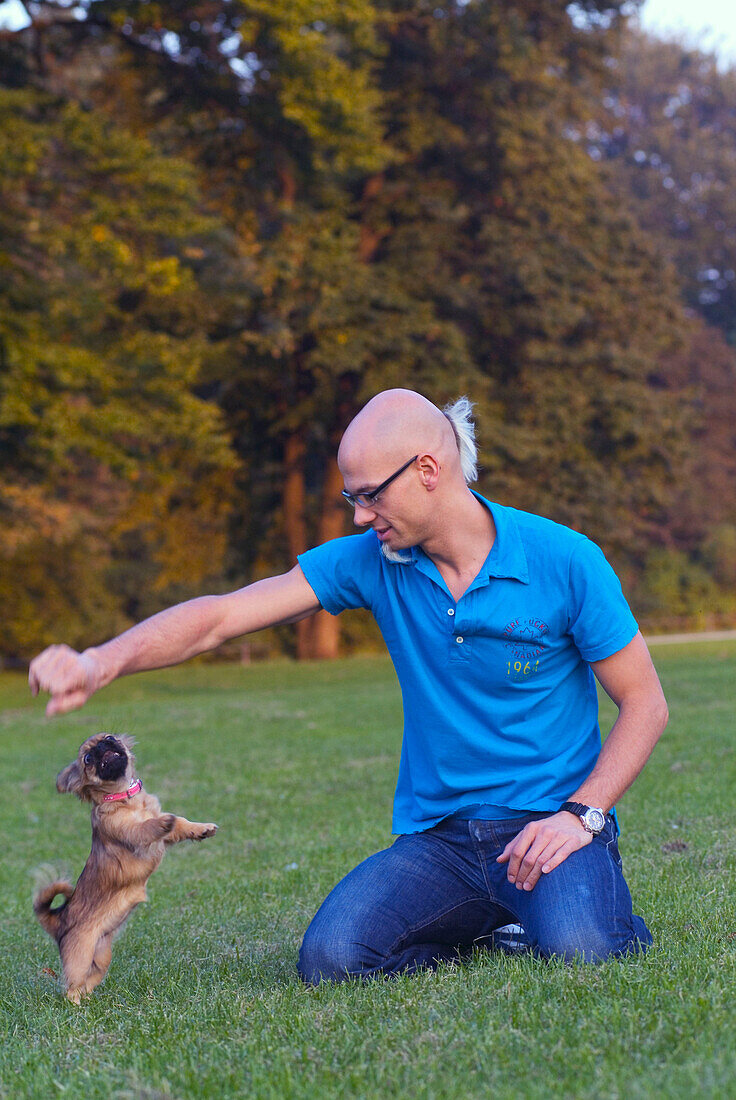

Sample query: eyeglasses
[341,455,419,509]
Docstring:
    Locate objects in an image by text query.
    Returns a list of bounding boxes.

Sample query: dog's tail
[33,880,74,939]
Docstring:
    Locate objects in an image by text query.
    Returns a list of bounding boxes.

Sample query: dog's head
[57,733,136,801]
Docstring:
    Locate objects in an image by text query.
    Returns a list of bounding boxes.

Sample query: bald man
[29,390,668,980]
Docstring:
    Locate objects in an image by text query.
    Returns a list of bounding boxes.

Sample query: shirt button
[456,636,464,644]
[447,609,455,616]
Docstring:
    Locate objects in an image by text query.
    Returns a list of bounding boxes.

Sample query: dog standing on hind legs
[34,732,217,1004]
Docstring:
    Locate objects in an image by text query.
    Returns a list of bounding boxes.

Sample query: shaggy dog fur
[34,733,217,1003]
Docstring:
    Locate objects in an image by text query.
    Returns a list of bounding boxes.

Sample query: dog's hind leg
[59,926,102,1004]
[82,932,114,995]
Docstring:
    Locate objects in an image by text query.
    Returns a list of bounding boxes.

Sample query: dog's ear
[117,734,136,765]
[56,760,82,794]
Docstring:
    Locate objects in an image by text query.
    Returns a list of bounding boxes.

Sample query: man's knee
[535,913,653,963]
[297,922,370,985]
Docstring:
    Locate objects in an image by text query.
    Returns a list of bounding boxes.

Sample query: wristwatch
[560,801,606,835]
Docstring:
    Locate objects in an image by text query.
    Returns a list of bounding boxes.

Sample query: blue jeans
[298,812,652,983]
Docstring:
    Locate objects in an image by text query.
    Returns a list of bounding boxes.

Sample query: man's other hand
[28,645,102,716]
[496,811,593,891]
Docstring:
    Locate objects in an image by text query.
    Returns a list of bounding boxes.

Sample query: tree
[644,323,736,553]
[0,86,236,661]
[2,2,704,648]
[593,28,736,344]
[9,0,479,656]
[361,1,691,560]
[586,27,736,611]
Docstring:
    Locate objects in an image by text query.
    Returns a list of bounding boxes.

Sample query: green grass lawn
[1,642,734,1099]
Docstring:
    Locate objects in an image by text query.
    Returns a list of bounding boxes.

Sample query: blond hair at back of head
[442,396,477,484]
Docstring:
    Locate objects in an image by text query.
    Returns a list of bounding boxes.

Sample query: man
[29,389,668,981]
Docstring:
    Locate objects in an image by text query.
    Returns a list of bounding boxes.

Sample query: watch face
[585,809,606,833]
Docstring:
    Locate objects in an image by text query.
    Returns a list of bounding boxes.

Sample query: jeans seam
[604,828,623,869]
[474,835,498,903]
[603,828,621,929]
[468,820,521,908]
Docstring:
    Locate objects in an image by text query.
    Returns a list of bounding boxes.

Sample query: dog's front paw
[192,822,218,840]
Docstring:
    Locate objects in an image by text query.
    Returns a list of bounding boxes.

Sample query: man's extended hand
[29,644,102,716]
[496,811,593,892]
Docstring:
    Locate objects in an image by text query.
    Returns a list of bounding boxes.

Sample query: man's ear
[417,453,441,491]
[56,760,82,794]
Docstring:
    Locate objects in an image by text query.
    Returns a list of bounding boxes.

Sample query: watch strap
[560,801,589,818]
[560,801,606,835]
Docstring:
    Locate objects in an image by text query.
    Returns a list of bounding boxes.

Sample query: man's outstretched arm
[28,565,321,716]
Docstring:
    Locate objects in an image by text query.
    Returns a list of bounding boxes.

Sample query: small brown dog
[34,732,217,1003]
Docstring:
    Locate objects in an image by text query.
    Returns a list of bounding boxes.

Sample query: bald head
[338,390,484,558]
[338,389,461,480]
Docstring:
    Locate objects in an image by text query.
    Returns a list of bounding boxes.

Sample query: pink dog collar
[103,778,142,802]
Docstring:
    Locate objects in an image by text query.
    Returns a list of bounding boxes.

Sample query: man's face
[340,452,424,551]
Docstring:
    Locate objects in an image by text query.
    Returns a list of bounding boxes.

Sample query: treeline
[1,1,735,664]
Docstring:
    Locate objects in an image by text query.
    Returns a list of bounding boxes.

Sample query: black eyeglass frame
[341,455,419,509]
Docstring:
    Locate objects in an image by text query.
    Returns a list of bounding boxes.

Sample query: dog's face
[57,734,136,800]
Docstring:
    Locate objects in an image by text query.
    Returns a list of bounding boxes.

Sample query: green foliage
[241,0,388,174]
[631,547,730,630]
[2,2,734,656]
[703,524,736,589]
[80,0,388,182]
[0,88,237,660]
[592,30,736,604]
[0,89,227,469]
[211,204,478,565]
[600,29,736,343]
[0,538,128,659]
[367,1,691,559]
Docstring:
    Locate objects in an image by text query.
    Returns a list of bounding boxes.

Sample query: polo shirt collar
[473,492,530,584]
[403,492,530,587]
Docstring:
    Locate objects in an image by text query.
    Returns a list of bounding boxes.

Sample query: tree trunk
[282,428,314,659]
[358,173,386,262]
[310,454,349,659]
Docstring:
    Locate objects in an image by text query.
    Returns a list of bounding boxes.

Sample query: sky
[637,0,736,67]
[0,0,735,67]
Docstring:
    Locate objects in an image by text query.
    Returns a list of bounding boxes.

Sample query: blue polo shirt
[297,494,638,835]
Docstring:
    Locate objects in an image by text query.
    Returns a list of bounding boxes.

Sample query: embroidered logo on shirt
[502,618,549,659]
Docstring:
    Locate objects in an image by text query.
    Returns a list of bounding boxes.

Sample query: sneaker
[490,923,530,955]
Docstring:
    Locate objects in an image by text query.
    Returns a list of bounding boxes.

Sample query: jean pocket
[602,818,623,868]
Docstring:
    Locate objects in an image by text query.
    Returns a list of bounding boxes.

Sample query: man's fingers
[541,839,579,876]
[29,645,98,717]
[513,835,555,890]
[496,814,594,892]
[46,691,89,717]
[496,823,538,882]
[516,839,575,891]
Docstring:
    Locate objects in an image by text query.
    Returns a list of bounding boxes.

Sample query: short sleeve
[566,538,639,662]
[298,531,381,615]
